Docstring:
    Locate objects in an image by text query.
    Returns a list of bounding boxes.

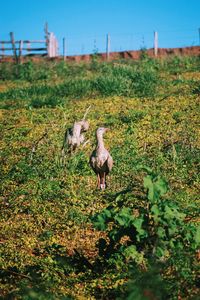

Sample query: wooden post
[154,31,158,57]
[53,34,56,57]
[18,40,23,63]
[54,34,58,57]
[63,37,66,60]
[48,32,55,57]
[199,28,200,46]
[106,33,110,60]
[44,22,49,41]
[48,33,58,58]
[52,33,55,57]
[48,33,51,57]
[10,32,18,63]
[44,22,49,56]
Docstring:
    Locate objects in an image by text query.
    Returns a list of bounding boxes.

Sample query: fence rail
[1,26,199,60]
[0,24,58,61]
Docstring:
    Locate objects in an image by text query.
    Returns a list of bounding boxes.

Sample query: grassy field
[0,55,200,299]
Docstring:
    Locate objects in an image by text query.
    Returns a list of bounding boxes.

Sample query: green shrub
[56,79,92,98]
[93,75,131,96]
[0,62,16,80]
[130,69,159,97]
[92,168,200,298]
[96,63,160,98]
[0,85,53,101]
[163,55,200,74]
[16,62,35,81]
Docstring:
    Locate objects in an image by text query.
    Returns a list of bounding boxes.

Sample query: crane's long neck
[96,133,105,149]
[72,122,82,137]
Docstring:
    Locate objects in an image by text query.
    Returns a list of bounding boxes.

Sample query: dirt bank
[65,46,200,62]
[1,46,200,63]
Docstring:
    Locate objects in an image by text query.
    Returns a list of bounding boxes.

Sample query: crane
[62,106,91,154]
[90,127,113,190]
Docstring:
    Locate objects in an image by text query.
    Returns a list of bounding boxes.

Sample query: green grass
[0,56,200,299]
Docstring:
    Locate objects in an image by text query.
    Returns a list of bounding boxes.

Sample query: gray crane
[62,106,91,154]
[65,120,89,152]
[90,127,113,190]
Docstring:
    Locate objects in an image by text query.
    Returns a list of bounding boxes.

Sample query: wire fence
[63,28,200,56]
[0,27,199,58]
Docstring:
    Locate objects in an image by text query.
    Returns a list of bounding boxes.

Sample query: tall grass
[0,55,199,109]
[0,60,162,109]
[0,55,199,299]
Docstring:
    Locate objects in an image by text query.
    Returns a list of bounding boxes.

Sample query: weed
[0,56,199,299]
[92,168,200,298]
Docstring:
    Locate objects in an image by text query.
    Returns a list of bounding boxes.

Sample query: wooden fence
[0,24,58,61]
[2,27,199,61]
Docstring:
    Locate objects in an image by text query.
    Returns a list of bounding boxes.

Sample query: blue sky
[0,0,199,55]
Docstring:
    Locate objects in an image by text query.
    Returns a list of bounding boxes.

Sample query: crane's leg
[97,174,100,189]
[100,172,106,190]
[104,172,106,189]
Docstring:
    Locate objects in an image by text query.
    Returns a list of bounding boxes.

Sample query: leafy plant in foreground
[92,167,200,298]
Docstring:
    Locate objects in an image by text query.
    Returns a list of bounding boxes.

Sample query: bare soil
[0,46,199,63]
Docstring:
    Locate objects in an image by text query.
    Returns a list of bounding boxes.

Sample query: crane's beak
[105,128,110,132]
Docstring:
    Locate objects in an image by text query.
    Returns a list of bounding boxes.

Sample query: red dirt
[1,46,200,63]
[67,46,200,62]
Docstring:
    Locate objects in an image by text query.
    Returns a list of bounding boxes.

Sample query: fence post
[19,40,23,63]
[44,22,49,56]
[106,33,110,60]
[48,32,58,58]
[199,28,200,46]
[52,33,55,57]
[154,31,158,57]
[48,32,52,57]
[63,38,66,60]
[55,36,59,57]
[10,32,18,63]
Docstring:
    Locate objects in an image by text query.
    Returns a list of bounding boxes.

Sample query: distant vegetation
[0,55,199,109]
[0,55,200,299]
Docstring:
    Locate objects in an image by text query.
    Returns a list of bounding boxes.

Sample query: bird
[63,120,89,153]
[62,105,91,155]
[90,127,113,190]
